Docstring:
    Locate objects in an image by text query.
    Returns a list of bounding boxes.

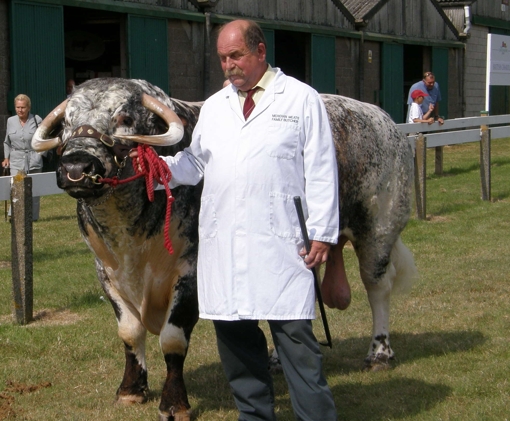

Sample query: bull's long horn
[114,94,184,146]
[32,100,68,152]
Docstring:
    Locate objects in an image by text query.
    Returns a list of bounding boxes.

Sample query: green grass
[1,140,510,420]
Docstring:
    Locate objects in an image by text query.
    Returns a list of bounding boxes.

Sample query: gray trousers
[213,319,337,421]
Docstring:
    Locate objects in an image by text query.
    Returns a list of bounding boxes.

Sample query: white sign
[485,34,510,110]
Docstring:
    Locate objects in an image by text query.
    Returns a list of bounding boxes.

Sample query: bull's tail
[389,236,418,295]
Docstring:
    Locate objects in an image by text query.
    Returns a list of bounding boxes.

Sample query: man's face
[217,24,266,91]
[424,76,435,91]
[15,100,29,120]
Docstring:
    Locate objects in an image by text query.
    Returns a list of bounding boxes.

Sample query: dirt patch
[32,308,83,326]
[427,215,450,223]
[0,261,10,269]
[0,308,83,327]
[4,381,52,395]
[0,393,15,421]
[0,382,52,420]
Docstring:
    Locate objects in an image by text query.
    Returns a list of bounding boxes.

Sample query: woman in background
[2,94,43,221]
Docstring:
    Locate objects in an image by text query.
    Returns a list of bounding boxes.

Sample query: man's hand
[437,117,444,125]
[299,240,331,269]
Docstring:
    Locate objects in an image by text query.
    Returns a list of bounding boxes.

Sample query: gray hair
[14,94,31,109]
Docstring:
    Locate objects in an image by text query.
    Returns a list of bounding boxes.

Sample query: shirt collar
[238,64,276,97]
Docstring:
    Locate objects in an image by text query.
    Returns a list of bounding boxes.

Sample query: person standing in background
[2,94,44,221]
[407,71,444,125]
[66,79,76,98]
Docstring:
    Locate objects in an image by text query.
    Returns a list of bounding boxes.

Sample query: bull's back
[321,94,413,238]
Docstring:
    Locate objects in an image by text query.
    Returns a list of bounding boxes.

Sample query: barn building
[1,0,510,161]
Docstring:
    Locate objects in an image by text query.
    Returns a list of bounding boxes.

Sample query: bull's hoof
[268,349,283,374]
[363,354,393,372]
[158,408,192,421]
[116,393,147,405]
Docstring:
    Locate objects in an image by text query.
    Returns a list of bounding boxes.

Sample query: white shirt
[162,69,339,321]
[408,102,424,124]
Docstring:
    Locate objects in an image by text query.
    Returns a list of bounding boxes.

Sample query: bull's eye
[123,117,133,126]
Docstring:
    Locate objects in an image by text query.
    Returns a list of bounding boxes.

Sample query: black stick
[294,196,332,348]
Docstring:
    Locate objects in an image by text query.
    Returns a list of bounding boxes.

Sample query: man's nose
[225,57,235,68]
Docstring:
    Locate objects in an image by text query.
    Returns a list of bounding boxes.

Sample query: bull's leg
[95,262,149,403]
[115,303,149,403]
[363,276,393,371]
[157,323,193,421]
[156,277,198,421]
[322,235,351,310]
[357,242,397,371]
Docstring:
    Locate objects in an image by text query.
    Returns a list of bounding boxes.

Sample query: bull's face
[57,127,119,199]
[31,79,184,201]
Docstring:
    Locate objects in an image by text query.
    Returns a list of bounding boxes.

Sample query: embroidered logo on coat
[272,114,299,124]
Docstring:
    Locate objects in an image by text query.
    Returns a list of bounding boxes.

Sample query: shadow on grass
[40,214,78,223]
[180,360,453,421]
[333,377,452,421]
[69,289,108,309]
[321,330,486,374]
[151,330,479,420]
[428,162,480,179]
[428,157,510,180]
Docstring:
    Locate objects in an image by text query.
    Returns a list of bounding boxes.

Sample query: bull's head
[32,79,184,201]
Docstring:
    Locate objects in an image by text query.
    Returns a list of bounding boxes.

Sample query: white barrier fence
[397,113,510,219]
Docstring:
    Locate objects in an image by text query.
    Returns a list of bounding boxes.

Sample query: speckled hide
[321,94,417,370]
[51,78,202,421]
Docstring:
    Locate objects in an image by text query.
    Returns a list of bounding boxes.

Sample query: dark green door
[311,34,336,94]
[381,43,404,123]
[263,29,275,67]
[432,47,449,119]
[9,1,65,116]
[127,15,169,93]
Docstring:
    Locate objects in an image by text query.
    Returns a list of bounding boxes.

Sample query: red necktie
[243,88,258,120]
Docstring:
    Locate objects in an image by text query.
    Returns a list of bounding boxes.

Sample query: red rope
[100,144,175,254]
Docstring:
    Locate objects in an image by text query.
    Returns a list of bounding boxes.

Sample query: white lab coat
[163,69,339,321]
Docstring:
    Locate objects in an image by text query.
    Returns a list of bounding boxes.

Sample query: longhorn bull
[32,77,417,420]
[33,78,201,421]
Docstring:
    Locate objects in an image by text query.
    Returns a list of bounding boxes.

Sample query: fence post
[10,172,34,325]
[480,111,491,201]
[414,134,427,220]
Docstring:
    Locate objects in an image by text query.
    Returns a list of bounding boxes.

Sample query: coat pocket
[266,122,299,159]
[269,191,300,240]
[199,195,218,239]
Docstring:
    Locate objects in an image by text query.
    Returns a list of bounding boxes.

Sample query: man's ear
[257,42,266,62]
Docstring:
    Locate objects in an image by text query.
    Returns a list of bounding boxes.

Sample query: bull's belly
[84,222,190,335]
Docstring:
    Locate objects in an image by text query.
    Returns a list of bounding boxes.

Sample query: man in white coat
[154,19,339,420]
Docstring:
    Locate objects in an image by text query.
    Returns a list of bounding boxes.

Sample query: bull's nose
[63,162,93,181]
[60,151,106,182]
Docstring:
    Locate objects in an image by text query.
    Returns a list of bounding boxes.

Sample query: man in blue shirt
[407,71,444,125]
